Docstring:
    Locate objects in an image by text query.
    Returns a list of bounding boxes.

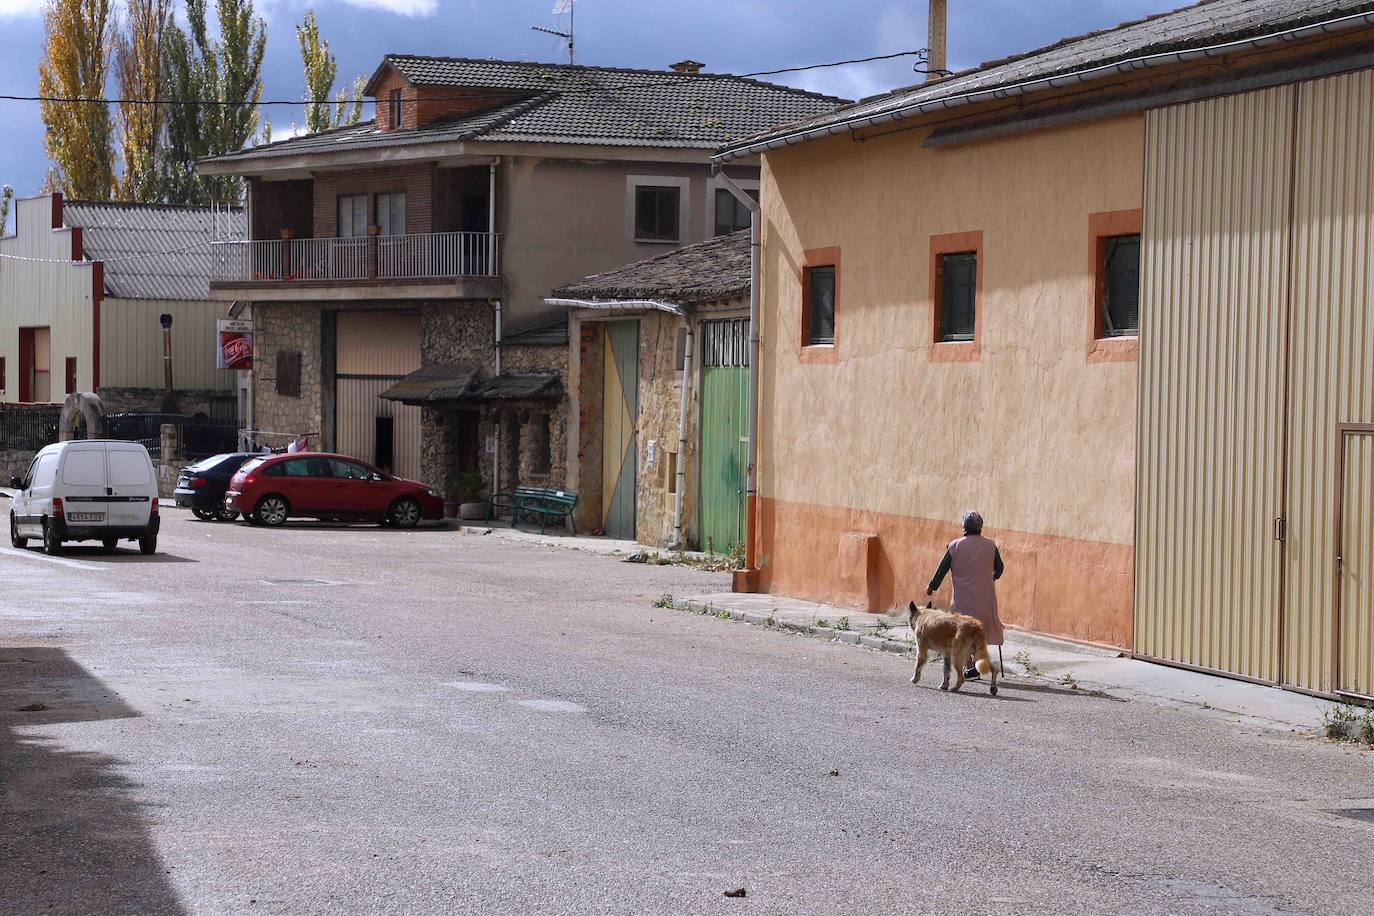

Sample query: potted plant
[442,481,464,519]
[455,470,489,521]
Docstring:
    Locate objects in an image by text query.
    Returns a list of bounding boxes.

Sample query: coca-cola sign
[217,319,254,370]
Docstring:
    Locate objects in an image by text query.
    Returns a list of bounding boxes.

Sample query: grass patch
[653,593,675,609]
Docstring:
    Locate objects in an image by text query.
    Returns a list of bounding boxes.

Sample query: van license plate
[69,512,105,522]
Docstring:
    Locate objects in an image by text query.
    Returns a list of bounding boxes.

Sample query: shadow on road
[0,647,185,914]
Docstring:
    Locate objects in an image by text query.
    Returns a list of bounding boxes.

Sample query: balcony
[209,232,503,302]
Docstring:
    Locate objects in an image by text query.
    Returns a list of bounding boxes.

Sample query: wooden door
[601,321,639,539]
[698,318,748,556]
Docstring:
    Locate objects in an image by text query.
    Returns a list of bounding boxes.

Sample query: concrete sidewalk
[675,592,1339,735]
[455,520,722,563]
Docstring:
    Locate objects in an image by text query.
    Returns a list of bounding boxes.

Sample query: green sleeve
[993,548,1005,580]
[928,550,953,591]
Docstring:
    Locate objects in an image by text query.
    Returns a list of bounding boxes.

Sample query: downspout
[670,310,693,550]
[493,298,502,495]
[713,168,761,585]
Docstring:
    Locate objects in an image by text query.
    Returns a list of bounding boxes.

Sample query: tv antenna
[532,0,576,65]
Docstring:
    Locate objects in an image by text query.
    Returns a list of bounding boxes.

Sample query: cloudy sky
[1,0,1173,223]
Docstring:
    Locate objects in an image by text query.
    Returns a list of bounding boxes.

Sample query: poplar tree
[0,185,13,232]
[115,0,171,202]
[38,0,116,201]
[297,10,363,134]
[160,0,266,205]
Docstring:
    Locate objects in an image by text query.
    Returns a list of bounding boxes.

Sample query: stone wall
[573,321,605,534]
[251,303,326,443]
[632,312,688,548]
[97,387,237,422]
[1,448,34,484]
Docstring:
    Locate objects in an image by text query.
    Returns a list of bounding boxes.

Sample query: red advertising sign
[217,319,253,370]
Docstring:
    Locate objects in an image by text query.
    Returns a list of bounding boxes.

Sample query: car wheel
[9,513,27,549]
[388,497,422,529]
[139,533,157,555]
[192,507,216,521]
[255,495,290,527]
[42,522,62,556]
[102,537,118,551]
[215,499,239,522]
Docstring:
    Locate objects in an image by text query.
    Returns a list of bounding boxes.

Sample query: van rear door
[59,443,111,526]
[106,445,155,527]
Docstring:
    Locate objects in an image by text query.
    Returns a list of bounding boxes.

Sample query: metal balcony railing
[210,231,501,283]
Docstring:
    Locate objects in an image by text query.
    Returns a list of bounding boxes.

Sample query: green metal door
[698,319,749,555]
[601,320,639,539]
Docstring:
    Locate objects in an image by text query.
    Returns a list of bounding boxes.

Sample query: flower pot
[443,500,461,519]
[459,501,490,521]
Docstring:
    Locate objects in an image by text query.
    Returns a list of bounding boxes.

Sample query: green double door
[698,319,749,556]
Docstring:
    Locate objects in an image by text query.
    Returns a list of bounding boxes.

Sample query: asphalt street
[2,506,1373,915]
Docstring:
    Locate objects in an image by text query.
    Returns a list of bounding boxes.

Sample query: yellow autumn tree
[115,0,171,202]
[38,0,116,201]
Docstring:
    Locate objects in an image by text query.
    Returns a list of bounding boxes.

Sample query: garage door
[336,312,422,480]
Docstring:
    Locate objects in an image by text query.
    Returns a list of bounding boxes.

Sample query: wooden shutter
[276,349,301,397]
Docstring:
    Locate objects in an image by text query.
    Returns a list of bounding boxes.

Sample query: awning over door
[379,364,561,406]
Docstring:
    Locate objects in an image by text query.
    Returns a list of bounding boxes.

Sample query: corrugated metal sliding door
[1134,86,1294,681]
[601,320,639,540]
[336,312,422,481]
[698,318,749,556]
[1283,69,1374,693]
[1338,431,1374,698]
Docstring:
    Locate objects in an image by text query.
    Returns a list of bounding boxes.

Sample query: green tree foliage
[115,0,172,203]
[38,0,116,201]
[160,0,266,205]
[297,10,363,134]
[1,185,13,232]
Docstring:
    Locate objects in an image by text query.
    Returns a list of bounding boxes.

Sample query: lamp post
[160,313,175,411]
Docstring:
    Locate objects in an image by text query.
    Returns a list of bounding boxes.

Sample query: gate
[335,312,421,479]
[1337,429,1374,698]
[601,320,639,539]
[698,318,748,555]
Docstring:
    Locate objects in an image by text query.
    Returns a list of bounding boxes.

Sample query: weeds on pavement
[623,549,741,573]
[1013,649,1044,677]
[654,593,675,609]
[836,616,851,631]
[1320,702,1374,745]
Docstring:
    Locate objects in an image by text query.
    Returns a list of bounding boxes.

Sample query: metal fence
[0,404,61,451]
[104,413,239,462]
[210,232,500,283]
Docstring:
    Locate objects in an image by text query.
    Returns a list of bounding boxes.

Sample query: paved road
[2,507,1372,915]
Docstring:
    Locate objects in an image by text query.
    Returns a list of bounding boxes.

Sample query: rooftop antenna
[532,0,575,65]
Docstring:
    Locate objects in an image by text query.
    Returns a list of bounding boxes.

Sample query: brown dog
[907,601,999,695]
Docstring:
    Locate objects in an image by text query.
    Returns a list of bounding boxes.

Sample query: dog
[907,601,998,695]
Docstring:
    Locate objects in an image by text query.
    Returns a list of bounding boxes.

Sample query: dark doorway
[375,417,395,473]
[456,410,481,472]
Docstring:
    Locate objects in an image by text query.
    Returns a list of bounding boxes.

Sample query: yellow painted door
[1338,432,1374,697]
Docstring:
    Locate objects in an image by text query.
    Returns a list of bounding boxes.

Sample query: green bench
[493,486,578,534]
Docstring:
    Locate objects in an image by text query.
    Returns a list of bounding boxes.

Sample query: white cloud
[334,0,439,15]
[0,0,43,19]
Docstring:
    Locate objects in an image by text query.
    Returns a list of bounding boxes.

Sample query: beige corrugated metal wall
[100,298,236,391]
[1285,69,1374,693]
[335,311,422,480]
[1135,86,1294,682]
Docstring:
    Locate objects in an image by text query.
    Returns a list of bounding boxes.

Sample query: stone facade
[97,387,237,422]
[251,303,326,446]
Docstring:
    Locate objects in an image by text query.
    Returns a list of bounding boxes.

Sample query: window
[65,357,76,395]
[1100,234,1140,337]
[0,356,5,393]
[107,449,152,486]
[805,265,836,346]
[376,192,406,237]
[279,458,312,477]
[936,252,978,342]
[337,194,367,238]
[635,185,680,242]
[713,187,754,236]
[276,349,301,397]
[61,449,105,486]
[390,89,403,130]
[328,458,371,479]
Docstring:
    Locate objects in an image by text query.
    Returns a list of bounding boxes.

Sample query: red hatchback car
[226,453,443,528]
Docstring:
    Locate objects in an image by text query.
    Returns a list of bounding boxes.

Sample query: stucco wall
[755,115,1144,646]
[501,159,757,333]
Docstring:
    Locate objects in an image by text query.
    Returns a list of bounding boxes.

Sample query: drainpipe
[488,159,499,276]
[713,168,760,583]
[670,310,693,550]
[492,298,503,496]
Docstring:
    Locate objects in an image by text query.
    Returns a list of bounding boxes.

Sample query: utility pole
[927,0,948,81]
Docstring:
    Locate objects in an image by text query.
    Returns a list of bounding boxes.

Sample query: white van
[7,441,160,555]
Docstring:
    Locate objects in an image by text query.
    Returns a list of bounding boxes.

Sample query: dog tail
[974,642,996,676]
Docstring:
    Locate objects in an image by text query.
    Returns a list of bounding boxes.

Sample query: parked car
[8,440,160,555]
[173,452,257,521]
[226,452,443,528]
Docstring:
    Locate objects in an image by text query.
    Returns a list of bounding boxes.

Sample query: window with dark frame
[806,265,836,346]
[390,89,403,129]
[337,194,367,237]
[0,356,6,392]
[936,252,977,342]
[634,185,680,242]
[376,192,406,236]
[1101,233,1141,337]
[65,357,76,394]
[714,187,755,236]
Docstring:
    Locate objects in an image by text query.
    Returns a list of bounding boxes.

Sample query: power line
[0,50,931,108]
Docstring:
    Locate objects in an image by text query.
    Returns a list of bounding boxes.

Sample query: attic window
[390,89,403,129]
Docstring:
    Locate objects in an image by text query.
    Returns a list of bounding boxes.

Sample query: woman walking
[926,510,1005,679]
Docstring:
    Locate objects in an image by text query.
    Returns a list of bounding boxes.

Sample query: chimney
[670,59,704,75]
[927,0,947,82]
